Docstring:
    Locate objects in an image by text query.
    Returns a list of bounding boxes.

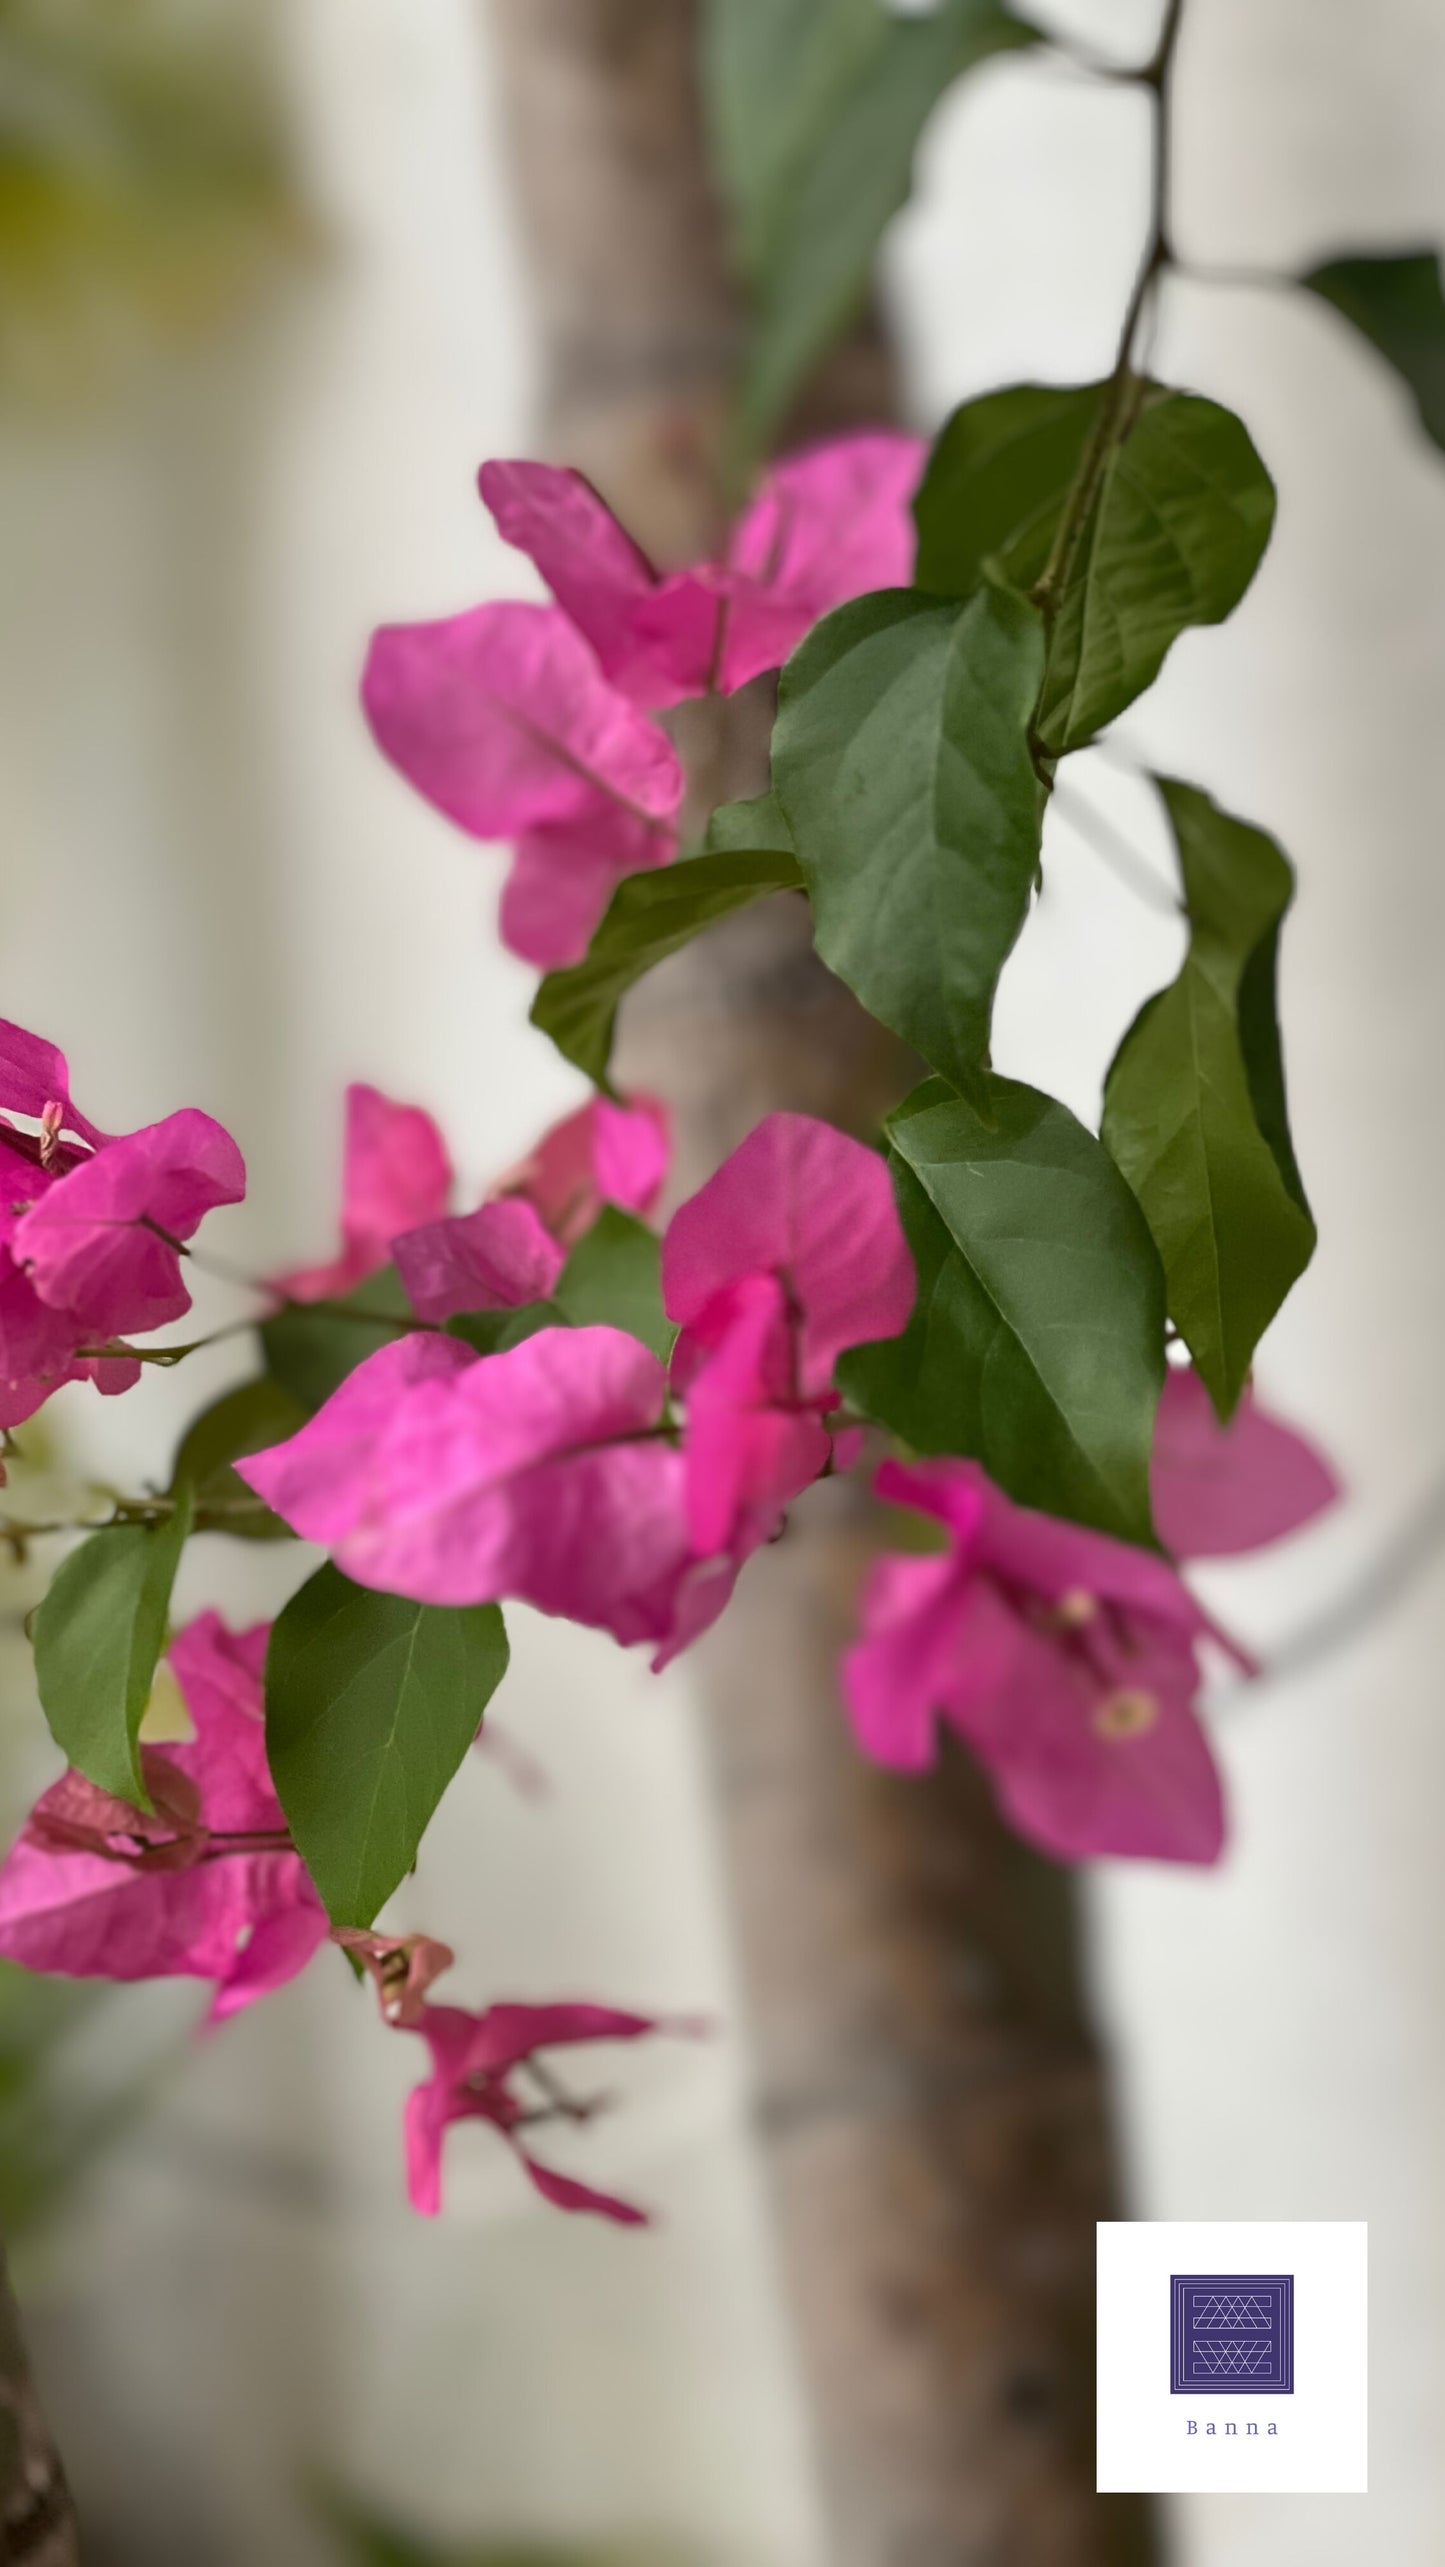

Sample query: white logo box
[1097,2220,1368,2494]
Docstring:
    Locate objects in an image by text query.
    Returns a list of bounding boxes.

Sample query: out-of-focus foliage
[1302,248,1445,453]
[317,2483,694,2567]
[0,1962,155,2241]
[0,0,306,406]
[703,0,1034,453]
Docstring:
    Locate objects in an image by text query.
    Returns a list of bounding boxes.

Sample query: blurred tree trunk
[488,6,1158,2560]
[0,2253,78,2564]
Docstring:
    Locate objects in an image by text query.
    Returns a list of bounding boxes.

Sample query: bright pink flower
[1151,1365,1339,1558]
[394,1197,563,1324]
[0,1019,244,1421]
[663,1113,914,1554]
[493,1092,670,1248]
[0,1613,327,2023]
[844,1460,1228,1866]
[663,1113,913,1394]
[392,1091,669,1321]
[279,1083,452,1304]
[677,1272,833,1556]
[238,1326,717,1649]
[480,431,925,709]
[333,1926,457,2026]
[401,1996,673,2221]
[361,601,685,967]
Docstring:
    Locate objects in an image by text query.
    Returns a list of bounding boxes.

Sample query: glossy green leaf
[1101,778,1315,1419]
[841,1075,1165,1545]
[773,581,1045,1096]
[265,1564,509,1929]
[914,379,1275,751]
[530,831,803,1091]
[1302,250,1445,451]
[259,1267,413,1414]
[32,1490,194,1805]
[1040,389,1276,750]
[170,1374,307,1539]
[555,1208,673,1361]
[705,0,1034,454]
[913,379,1105,595]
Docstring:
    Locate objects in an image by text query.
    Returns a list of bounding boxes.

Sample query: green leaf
[772,581,1045,1096]
[444,1302,564,1356]
[841,1075,1165,1545]
[555,1208,673,1360]
[1302,250,1445,451]
[705,0,1035,455]
[1101,778,1315,1419]
[914,380,1276,752]
[702,790,795,858]
[530,831,802,1090]
[913,379,1106,595]
[171,1374,307,1539]
[32,1490,195,1805]
[1040,389,1276,751]
[260,1267,413,1414]
[265,1565,509,1929]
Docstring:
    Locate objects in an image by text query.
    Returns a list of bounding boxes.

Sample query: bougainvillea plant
[3,0,1441,2228]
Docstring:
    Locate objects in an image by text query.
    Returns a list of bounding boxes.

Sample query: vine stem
[1030,0,1188,624]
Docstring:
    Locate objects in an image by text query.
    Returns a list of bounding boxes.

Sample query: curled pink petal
[280,1083,452,1303]
[0,1612,327,2014]
[398,1991,678,2220]
[395,1198,564,1322]
[362,600,683,962]
[238,1325,697,1643]
[14,1109,245,1339]
[663,1113,913,1397]
[0,1018,107,1149]
[333,1927,456,2026]
[517,2152,650,2226]
[681,1274,831,1556]
[480,433,925,708]
[1150,1366,1340,1559]
[496,1093,669,1246]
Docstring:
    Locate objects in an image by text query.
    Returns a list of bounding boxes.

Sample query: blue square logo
[1170,2273,1294,2394]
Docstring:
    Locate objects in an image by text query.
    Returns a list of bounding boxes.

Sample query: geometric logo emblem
[1170,2274,1294,2394]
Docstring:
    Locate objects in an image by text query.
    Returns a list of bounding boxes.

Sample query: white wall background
[1,1,1441,2559]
